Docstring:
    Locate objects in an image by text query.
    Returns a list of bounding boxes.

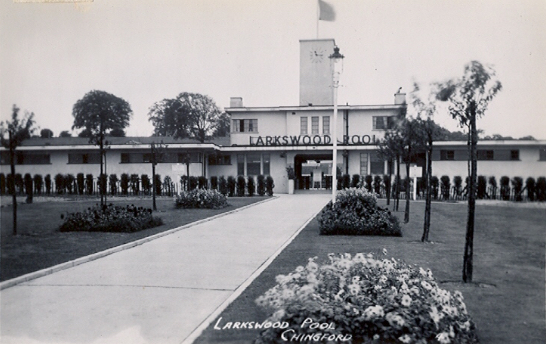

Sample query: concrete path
[0,194,330,344]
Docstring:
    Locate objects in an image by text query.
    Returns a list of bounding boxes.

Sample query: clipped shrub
[54,173,65,194]
[257,175,266,196]
[364,175,373,192]
[109,174,118,196]
[219,176,229,196]
[318,188,401,236]
[336,175,342,191]
[60,203,163,233]
[210,176,218,190]
[255,253,478,344]
[98,174,107,196]
[227,176,236,197]
[511,177,523,202]
[180,175,189,191]
[526,177,536,202]
[164,176,174,196]
[198,176,208,189]
[45,174,52,195]
[431,176,439,199]
[266,176,275,196]
[154,174,162,196]
[86,174,94,195]
[120,173,129,195]
[141,174,151,195]
[237,175,246,196]
[189,176,198,191]
[477,176,487,199]
[440,175,450,200]
[77,173,85,195]
[488,176,497,199]
[34,174,44,195]
[453,176,463,198]
[7,174,15,195]
[500,176,510,200]
[536,177,546,201]
[24,173,33,203]
[373,175,382,195]
[175,189,228,209]
[382,175,391,200]
[0,173,5,195]
[247,176,256,197]
[15,173,23,194]
[130,174,140,195]
[66,174,75,194]
[341,174,350,189]
[351,174,360,188]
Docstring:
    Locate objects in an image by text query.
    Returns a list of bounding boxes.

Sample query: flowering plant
[175,189,228,209]
[318,188,401,236]
[59,203,163,232]
[255,252,478,344]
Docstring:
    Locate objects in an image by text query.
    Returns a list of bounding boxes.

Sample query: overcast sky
[1,0,545,139]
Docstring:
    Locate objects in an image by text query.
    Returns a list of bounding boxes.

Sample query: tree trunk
[463,101,477,283]
[422,139,433,242]
[99,118,105,207]
[9,142,17,235]
[394,155,401,212]
[152,162,157,211]
[404,151,411,223]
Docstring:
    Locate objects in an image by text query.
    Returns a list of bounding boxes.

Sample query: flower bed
[175,189,228,209]
[255,253,478,344]
[318,188,402,236]
[59,203,163,233]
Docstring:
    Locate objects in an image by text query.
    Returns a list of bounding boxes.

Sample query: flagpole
[316,0,319,38]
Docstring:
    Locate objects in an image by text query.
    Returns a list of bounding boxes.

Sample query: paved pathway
[0,194,330,344]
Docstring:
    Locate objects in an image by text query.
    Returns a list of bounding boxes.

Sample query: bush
[453,176,463,198]
[227,176,236,197]
[526,177,536,201]
[14,173,23,194]
[511,177,523,202]
[109,174,118,196]
[0,173,5,195]
[440,175,450,200]
[45,174,52,195]
[65,174,75,194]
[237,175,246,197]
[98,174,107,196]
[318,188,401,236]
[120,173,129,195]
[351,174,360,188]
[54,173,65,194]
[164,176,174,196]
[130,174,140,195]
[488,176,497,198]
[141,174,151,195]
[373,175,382,195]
[255,253,478,344]
[7,174,15,195]
[364,175,373,192]
[210,176,218,190]
[175,189,228,209]
[257,175,266,196]
[24,173,33,202]
[189,176,198,191]
[431,176,439,199]
[154,174,162,196]
[500,176,510,200]
[219,176,229,196]
[77,173,85,195]
[59,203,163,233]
[266,176,275,196]
[33,174,43,195]
[247,176,256,197]
[341,174,350,189]
[383,175,391,199]
[198,176,208,189]
[477,176,487,199]
[536,177,546,201]
[86,174,94,195]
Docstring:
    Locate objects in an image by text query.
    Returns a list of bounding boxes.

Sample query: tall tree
[212,112,231,137]
[72,90,132,206]
[148,92,222,142]
[40,128,54,138]
[59,130,72,137]
[378,129,404,211]
[0,105,36,235]
[436,61,502,283]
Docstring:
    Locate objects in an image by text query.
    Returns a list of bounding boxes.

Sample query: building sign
[250,135,377,146]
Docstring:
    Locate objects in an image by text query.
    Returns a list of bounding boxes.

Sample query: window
[373,116,394,130]
[300,117,308,135]
[247,153,261,176]
[510,150,519,160]
[178,153,202,163]
[236,153,271,176]
[232,119,258,133]
[311,116,319,135]
[322,116,330,134]
[539,148,546,161]
[440,150,455,161]
[477,150,494,160]
[360,153,369,175]
[208,154,231,165]
[237,154,245,175]
[263,154,270,175]
[68,153,100,164]
[2,152,51,165]
[370,152,384,175]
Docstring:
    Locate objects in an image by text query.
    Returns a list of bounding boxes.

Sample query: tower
[299,39,335,106]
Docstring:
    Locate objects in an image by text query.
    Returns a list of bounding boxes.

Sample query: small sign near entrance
[250,134,377,146]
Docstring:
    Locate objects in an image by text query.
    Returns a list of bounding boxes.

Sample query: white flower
[429,306,443,324]
[382,248,388,255]
[421,281,432,290]
[399,334,412,343]
[436,332,451,344]
[385,312,405,327]
[295,266,305,273]
[306,261,319,273]
[373,334,380,340]
[401,294,412,307]
[348,283,361,296]
[363,305,385,320]
[379,275,388,284]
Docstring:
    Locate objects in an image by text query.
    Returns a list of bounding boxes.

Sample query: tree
[150,141,167,211]
[436,61,502,283]
[40,128,54,138]
[59,130,72,137]
[378,129,404,211]
[108,128,126,137]
[213,112,231,137]
[0,105,36,235]
[72,90,132,205]
[148,92,222,142]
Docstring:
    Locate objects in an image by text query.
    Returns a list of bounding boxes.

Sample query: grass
[0,195,269,281]
[195,200,545,344]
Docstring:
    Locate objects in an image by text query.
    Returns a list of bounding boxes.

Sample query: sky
[1,0,545,139]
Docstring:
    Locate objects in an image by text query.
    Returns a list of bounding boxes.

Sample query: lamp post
[329,45,344,203]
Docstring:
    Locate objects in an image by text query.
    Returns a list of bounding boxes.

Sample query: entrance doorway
[294,154,333,190]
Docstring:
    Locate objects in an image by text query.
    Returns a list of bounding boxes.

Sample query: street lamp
[329,45,344,203]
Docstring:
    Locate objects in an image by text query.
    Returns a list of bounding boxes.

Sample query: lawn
[195,200,545,344]
[0,195,269,282]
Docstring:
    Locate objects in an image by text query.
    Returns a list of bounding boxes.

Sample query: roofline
[225,104,406,113]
